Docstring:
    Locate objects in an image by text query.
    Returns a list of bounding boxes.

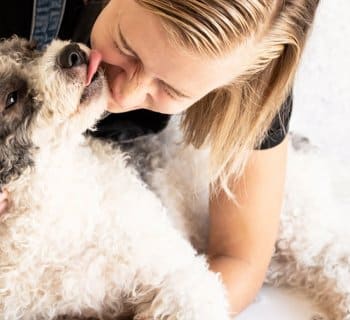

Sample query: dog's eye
[5,91,18,109]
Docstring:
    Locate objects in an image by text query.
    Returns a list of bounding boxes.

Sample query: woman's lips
[85,49,102,86]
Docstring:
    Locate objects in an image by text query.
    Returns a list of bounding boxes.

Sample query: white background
[237,1,349,318]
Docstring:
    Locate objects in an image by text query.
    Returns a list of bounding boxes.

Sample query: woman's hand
[0,188,10,215]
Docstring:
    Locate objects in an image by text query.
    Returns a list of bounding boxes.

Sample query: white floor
[235,0,350,318]
[237,286,320,320]
[292,0,350,161]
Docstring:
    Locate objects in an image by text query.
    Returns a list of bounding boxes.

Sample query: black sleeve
[0,1,33,39]
[256,92,293,150]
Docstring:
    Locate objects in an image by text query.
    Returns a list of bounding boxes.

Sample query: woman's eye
[5,91,18,109]
[161,84,180,100]
[163,87,177,99]
[113,41,135,59]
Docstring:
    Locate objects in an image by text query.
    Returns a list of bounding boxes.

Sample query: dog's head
[32,39,108,139]
[0,38,108,185]
[0,37,39,142]
[0,37,41,185]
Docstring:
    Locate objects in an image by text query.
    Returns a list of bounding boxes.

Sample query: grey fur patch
[0,38,41,185]
[0,36,39,63]
[290,132,317,152]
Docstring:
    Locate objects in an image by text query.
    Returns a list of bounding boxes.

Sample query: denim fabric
[30,0,66,49]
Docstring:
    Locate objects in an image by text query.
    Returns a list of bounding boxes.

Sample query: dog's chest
[4,139,169,258]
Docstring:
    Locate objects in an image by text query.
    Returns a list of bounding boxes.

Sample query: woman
[0,0,319,315]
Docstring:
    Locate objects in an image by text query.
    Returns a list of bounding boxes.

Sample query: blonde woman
[0,0,319,315]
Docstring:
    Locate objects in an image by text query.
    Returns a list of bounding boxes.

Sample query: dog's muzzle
[55,42,104,104]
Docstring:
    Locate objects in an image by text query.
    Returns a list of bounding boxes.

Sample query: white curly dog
[0,37,349,320]
[0,38,229,320]
[133,122,350,320]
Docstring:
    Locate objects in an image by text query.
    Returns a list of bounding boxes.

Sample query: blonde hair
[135,0,320,196]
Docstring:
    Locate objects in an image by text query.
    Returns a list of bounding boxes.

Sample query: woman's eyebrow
[118,27,192,99]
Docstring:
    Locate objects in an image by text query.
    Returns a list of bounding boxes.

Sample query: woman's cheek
[104,64,126,101]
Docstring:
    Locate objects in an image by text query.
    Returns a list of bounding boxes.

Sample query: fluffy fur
[138,123,350,320]
[1,37,349,320]
[267,135,350,320]
[0,38,230,320]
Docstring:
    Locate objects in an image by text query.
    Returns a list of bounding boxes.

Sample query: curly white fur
[2,37,349,320]
[266,136,350,320]
[0,40,230,320]
[142,123,350,320]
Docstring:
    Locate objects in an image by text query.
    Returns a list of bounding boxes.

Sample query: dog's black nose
[57,44,87,68]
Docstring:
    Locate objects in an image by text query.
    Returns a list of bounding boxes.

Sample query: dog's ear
[27,40,38,51]
[22,39,41,61]
[0,36,40,61]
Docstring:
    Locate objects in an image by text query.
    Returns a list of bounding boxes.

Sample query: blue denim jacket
[30,0,67,49]
[30,0,105,48]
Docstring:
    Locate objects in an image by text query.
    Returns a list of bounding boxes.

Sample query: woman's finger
[0,189,9,202]
[0,199,9,215]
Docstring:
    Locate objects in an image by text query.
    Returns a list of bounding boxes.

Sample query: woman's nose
[112,66,152,109]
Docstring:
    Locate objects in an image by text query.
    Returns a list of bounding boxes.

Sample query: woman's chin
[106,100,125,113]
[106,104,125,113]
[106,100,141,113]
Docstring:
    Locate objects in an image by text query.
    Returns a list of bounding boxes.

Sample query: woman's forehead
[115,0,259,94]
[118,1,252,93]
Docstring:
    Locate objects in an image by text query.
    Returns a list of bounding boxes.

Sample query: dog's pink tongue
[86,50,102,86]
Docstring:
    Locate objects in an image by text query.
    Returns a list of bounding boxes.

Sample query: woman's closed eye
[113,40,136,60]
[112,41,183,100]
[112,36,190,101]
[160,82,184,100]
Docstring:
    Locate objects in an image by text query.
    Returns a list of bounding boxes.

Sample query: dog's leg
[132,256,230,320]
[266,238,350,320]
[263,136,350,320]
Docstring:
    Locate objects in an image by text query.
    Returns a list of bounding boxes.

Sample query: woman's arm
[208,136,289,315]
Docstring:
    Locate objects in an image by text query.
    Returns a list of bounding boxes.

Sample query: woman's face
[90,0,255,114]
